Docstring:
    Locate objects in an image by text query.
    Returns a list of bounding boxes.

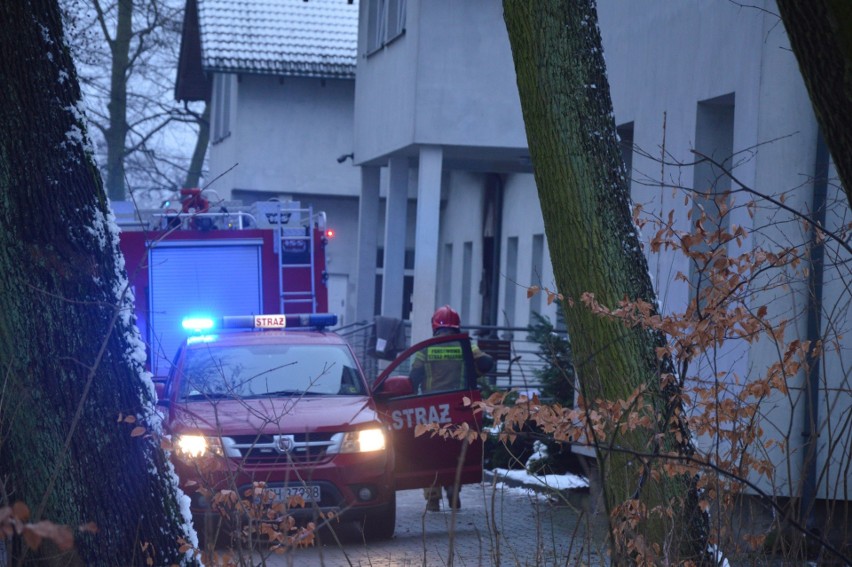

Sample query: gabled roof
[176,0,358,101]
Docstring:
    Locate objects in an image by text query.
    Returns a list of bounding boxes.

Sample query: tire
[361,492,396,541]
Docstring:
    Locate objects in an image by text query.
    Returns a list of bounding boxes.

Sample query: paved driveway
[255,483,604,567]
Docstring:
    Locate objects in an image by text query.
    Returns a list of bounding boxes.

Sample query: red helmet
[431,305,461,333]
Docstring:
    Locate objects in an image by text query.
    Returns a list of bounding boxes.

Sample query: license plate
[270,485,321,502]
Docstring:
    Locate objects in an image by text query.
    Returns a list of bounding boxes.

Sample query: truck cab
[157,313,483,543]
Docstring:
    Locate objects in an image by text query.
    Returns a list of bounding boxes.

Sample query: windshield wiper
[245,390,325,398]
[181,392,239,401]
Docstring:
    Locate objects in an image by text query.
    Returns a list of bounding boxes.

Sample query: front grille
[229,433,336,464]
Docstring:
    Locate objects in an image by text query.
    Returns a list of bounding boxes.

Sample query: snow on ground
[490,468,589,491]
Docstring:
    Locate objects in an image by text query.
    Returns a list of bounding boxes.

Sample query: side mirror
[375,375,413,398]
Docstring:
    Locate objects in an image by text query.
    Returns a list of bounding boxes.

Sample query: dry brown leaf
[23,521,73,551]
[12,501,30,523]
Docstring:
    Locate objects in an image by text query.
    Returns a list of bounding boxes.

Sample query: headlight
[339,428,386,453]
[174,434,223,458]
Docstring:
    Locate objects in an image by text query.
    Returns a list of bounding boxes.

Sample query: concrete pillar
[354,166,380,323]
[381,156,408,319]
[410,145,443,343]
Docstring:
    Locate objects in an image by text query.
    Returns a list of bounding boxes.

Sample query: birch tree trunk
[0,1,198,564]
[503,1,706,562]
[104,0,132,201]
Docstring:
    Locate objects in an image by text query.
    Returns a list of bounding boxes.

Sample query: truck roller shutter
[148,241,263,375]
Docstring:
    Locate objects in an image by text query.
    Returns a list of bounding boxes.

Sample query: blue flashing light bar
[221,315,260,328]
[296,313,338,328]
[182,316,216,332]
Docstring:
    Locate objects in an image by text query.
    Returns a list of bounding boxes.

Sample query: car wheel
[360,492,396,541]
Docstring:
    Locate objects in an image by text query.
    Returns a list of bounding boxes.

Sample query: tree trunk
[776,0,852,208]
[183,102,210,189]
[0,2,199,565]
[502,1,705,562]
[105,0,132,201]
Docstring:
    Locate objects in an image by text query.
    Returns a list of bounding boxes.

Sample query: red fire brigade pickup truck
[156,313,484,543]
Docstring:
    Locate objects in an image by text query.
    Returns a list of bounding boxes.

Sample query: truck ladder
[274,204,318,314]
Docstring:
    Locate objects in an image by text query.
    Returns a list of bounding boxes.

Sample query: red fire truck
[116,190,330,376]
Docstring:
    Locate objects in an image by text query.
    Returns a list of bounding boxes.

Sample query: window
[461,242,472,325]
[617,122,634,186]
[375,247,415,319]
[367,0,407,54]
[375,247,414,270]
[440,243,453,306]
[211,74,232,143]
[691,94,735,311]
[503,237,519,327]
[529,234,544,317]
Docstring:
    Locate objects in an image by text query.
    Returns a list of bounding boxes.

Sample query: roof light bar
[221,313,338,330]
[181,317,216,332]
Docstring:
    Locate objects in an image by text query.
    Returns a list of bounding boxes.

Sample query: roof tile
[198,0,358,78]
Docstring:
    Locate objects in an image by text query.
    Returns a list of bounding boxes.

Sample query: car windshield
[177,343,365,401]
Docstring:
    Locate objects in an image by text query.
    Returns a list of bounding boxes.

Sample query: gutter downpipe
[489,173,504,335]
[800,130,828,531]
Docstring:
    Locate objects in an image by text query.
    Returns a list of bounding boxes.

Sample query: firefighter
[410,305,492,511]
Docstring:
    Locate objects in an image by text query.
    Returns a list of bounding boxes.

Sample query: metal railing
[335,319,381,384]
[336,319,565,394]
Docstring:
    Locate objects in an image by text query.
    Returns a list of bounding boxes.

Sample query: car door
[371,334,483,491]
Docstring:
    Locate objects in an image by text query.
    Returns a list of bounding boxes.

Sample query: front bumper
[175,449,394,522]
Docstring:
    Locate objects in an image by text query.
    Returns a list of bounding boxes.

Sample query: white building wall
[599,1,769,319]
[413,1,526,149]
[208,73,240,198]
[596,0,850,498]
[210,74,359,199]
[353,0,418,162]
[439,171,485,326]
[501,173,559,330]
[354,0,527,165]
[744,12,820,498]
